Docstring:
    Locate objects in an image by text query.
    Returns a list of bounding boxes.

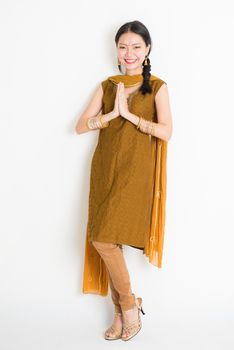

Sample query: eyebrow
[118,43,142,46]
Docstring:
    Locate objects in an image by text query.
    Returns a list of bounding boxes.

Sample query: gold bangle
[139,118,148,133]
[86,115,109,130]
[88,117,99,129]
[99,115,109,128]
[137,117,142,129]
[86,118,93,130]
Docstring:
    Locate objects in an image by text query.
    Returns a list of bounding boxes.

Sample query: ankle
[122,306,138,322]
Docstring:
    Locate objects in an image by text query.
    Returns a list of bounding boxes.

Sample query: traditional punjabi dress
[82,73,168,295]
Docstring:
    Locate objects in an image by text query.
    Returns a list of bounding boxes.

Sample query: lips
[124,59,137,64]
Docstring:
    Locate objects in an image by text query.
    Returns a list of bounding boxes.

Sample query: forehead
[118,32,144,45]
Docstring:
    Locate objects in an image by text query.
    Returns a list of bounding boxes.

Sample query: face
[116,32,150,75]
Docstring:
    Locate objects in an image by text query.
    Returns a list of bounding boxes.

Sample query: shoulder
[149,74,167,99]
[100,74,121,95]
[100,75,114,92]
[101,74,121,87]
[150,74,167,86]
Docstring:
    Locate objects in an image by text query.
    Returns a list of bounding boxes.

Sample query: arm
[75,83,116,134]
[123,83,173,142]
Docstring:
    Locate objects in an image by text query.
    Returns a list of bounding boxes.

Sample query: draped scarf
[82,73,168,296]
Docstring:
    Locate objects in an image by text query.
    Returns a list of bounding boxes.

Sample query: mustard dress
[86,74,166,252]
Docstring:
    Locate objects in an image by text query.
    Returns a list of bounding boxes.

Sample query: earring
[144,56,148,66]
[118,58,121,68]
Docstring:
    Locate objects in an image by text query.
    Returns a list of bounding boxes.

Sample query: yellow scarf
[82,74,168,296]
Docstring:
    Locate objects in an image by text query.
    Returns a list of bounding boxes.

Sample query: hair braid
[140,56,152,95]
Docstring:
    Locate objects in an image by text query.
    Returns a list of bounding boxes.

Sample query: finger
[116,83,120,96]
[117,83,121,94]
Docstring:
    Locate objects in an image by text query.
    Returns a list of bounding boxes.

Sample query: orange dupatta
[82,74,168,296]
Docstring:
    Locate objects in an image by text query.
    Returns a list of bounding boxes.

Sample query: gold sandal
[121,297,145,341]
[104,311,123,340]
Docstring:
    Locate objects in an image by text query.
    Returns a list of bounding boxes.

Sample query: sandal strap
[123,320,141,331]
[122,305,141,333]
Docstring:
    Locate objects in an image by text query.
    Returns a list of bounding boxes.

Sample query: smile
[124,59,137,64]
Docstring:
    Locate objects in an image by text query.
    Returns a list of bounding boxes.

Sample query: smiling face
[116,31,150,76]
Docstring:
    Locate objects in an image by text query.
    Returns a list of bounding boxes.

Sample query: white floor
[1,300,233,350]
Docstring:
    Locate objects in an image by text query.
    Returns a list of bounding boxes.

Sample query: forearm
[124,111,169,142]
[100,111,117,123]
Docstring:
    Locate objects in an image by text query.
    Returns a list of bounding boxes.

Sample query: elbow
[165,125,173,142]
[75,119,88,134]
[75,122,82,134]
[75,126,87,135]
[165,133,172,142]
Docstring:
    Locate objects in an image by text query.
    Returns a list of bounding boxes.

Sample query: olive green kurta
[87,74,166,251]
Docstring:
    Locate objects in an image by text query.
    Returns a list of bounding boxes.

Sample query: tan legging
[92,241,136,312]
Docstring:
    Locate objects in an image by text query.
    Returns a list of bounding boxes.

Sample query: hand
[111,82,120,119]
[118,82,129,118]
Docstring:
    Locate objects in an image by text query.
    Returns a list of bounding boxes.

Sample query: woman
[76,20,173,341]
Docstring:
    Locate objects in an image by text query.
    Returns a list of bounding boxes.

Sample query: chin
[124,65,140,70]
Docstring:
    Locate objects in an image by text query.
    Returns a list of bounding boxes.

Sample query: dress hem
[88,237,145,250]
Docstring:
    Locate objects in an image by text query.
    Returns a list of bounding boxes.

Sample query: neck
[125,68,143,76]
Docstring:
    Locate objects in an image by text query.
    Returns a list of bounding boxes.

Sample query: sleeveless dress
[86,74,166,252]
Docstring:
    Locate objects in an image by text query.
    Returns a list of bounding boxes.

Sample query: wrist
[99,113,111,125]
[137,117,156,136]
[102,111,117,122]
[87,114,109,130]
[122,111,132,120]
[110,110,119,119]
[123,111,139,125]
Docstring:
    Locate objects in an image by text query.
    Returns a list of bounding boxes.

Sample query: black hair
[115,20,152,95]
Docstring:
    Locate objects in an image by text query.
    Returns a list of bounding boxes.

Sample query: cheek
[117,50,124,58]
[119,53,125,59]
[138,52,145,60]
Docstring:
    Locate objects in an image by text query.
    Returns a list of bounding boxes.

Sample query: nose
[126,47,133,56]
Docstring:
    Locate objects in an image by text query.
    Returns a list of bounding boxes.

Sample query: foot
[121,297,143,341]
[121,306,140,340]
[104,312,123,340]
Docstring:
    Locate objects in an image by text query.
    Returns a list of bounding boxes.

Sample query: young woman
[76,20,173,341]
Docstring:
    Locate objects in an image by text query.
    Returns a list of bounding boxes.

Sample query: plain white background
[0,0,234,349]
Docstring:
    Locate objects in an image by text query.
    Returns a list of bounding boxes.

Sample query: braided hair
[115,20,152,95]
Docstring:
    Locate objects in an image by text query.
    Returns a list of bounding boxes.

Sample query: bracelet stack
[86,115,110,130]
[137,117,156,136]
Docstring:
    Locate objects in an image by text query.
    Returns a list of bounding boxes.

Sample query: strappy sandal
[104,311,123,340]
[121,297,145,341]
